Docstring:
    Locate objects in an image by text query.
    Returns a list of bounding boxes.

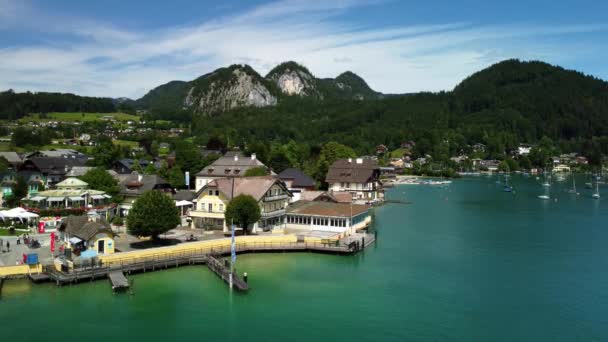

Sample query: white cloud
[0,0,606,98]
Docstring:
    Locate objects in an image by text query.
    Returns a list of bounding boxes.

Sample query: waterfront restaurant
[22,177,113,214]
[285,201,371,234]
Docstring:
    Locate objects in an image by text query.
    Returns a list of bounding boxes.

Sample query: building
[300,190,352,203]
[60,216,115,256]
[285,201,371,234]
[189,176,291,232]
[20,157,87,186]
[117,174,174,216]
[65,166,94,177]
[278,168,316,202]
[22,177,113,215]
[113,159,161,175]
[325,158,382,203]
[0,152,23,169]
[517,144,532,156]
[194,152,270,191]
[25,149,88,162]
[376,144,388,155]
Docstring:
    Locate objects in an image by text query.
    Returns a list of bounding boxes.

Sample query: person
[7,241,10,252]
[16,237,20,245]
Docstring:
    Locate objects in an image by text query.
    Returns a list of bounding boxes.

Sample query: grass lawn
[0,228,24,236]
[113,140,139,148]
[20,112,140,123]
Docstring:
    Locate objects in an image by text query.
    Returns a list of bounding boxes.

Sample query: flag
[231,222,236,265]
[50,232,55,253]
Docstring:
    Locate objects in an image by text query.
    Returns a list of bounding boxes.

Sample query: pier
[108,271,129,291]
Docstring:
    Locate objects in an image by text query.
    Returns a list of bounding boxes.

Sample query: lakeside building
[19,157,87,186]
[0,152,24,169]
[285,200,371,234]
[278,168,316,202]
[116,173,174,217]
[113,159,162,175]
[189,176,291,232]
[60,216,115,256]
[194,152,271,191]
[22,177,112,210]
[325,158,382,203]
[300,190,353,203]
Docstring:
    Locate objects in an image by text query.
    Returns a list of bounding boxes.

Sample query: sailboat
[592,181,600,199]
[503,169,513,192]
[567,172,579,195]
[541,170,551,187]
[538,179,550,200]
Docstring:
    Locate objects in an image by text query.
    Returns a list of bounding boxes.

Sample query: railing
[261,209,286,218]
[263,194,289,202]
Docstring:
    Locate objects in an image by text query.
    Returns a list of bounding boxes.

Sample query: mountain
[184,65,278,116]
[135,61,382,116]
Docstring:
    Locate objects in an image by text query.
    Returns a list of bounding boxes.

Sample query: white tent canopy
[0,207,39,220]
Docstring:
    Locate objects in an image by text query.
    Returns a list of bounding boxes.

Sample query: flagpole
[230,218,235,289]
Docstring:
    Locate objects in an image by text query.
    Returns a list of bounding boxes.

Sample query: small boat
[538,195,550,200]
[592,181,600,199]
[567,172,578,195]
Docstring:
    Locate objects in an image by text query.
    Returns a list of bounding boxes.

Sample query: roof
[115,159,161,173]
[196,176,289,201]
[286,201,369,218]
[278,168,315,188]
[56,177,88,188]
[66,166,94,177]
[62,216,113,241]
[22,157,87,175]
[195,152,268,177]
[119,174,172,196]
[0,152,23,164]
[173,190,196,201]
[325,158,379,184]
[299,191,352,203]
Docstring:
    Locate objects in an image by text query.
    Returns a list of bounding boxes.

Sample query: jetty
[108,271,129,291]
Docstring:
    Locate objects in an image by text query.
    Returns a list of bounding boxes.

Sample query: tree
[127,190,180,239]
[144,162,157,175]
[267,149,292,173]
[224,195,261,235]
[167,166,186,189]
[7,176,28,207]
[244,166,269,177]
[314,142,357,186]
[80,167,120,198]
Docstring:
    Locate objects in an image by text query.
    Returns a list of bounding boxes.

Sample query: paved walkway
[0,234,53,267]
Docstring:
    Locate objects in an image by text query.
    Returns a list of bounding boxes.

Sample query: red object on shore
[22,253,26,263]
[50,232,55,252]
[38,221,45,234]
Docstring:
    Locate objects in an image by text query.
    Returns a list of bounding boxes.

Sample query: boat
[503,173,513,192]
[538,195,550,200]
[541,172,551,187]
[592,181,600,199]
[567,172,578,195]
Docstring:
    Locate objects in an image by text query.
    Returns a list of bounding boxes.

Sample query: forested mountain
[134,61,383,118]
[0,90,118,119]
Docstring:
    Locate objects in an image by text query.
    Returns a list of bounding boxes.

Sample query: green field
[113,140,139,148]
[20,112,140,123]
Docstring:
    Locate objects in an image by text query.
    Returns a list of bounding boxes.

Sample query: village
[0,145,381,287]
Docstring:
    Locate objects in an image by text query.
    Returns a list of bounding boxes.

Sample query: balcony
[264,194,289,202]
[261,209,286,218]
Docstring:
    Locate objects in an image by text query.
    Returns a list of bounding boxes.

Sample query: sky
[0,0,607,99]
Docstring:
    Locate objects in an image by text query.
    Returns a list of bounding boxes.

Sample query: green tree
[167,166,186,189]
[224,195,261,235]
[80,167,121,200]
[144,162,157,175]
[127,190,180,239]
[244,166,269,177]
[7,176,28,207]
[314,142,357,186]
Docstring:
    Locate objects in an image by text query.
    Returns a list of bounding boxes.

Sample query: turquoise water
[2,176,607,341]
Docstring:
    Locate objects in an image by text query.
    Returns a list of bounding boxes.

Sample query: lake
[1,175,607,341]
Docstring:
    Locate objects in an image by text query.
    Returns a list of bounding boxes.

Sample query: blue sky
[1,0,607,98]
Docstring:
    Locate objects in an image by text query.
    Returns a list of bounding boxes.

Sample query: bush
[112,216,124,226]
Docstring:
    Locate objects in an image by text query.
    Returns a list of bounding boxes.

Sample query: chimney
[356,158,363,164]
[234,155,239,162]
[251,153,256,161]
[348,158,352,163]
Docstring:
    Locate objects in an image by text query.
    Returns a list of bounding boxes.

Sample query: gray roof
[0,152,23,164]
[325,158,379,184]
[278,168,315,188]
[66,166,94,177]
[119,174,173,196]
[62,216,113,241]
[173,190,196,201]
[196,152,267,177]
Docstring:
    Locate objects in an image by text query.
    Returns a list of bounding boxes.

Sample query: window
[200,203,205,210]
[208,203,213,212]
[215,190,219,196]
[219,204,224,212]
[208,190,213,196]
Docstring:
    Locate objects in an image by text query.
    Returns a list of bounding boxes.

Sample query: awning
[69,196,84,201]
[175,200,193,206]
[28,196,45,202]
[103,194,112,199]
[47,197,65,202]
[80,249,98,259]
[69,237,83,244]
[90,195,105,200]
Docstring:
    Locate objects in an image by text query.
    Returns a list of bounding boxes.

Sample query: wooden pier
[108,271,129,291]
[206,255,248,291]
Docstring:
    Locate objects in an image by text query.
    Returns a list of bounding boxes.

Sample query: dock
[206,255,248,291]
[108,271,129,291]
